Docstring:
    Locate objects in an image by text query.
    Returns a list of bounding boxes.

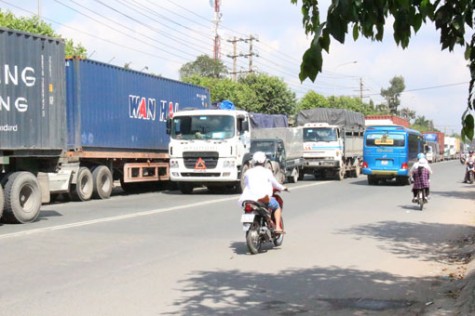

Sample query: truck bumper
[170,158,239,183]
[303,159,339,169]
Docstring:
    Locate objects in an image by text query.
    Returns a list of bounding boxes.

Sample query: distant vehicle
[247,128,305,184]
[362,125,424,185]
[424,141,441,163]
[296,108,365,180]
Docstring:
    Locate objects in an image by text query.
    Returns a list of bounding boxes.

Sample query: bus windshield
[171,115,235,140]
[365,133,405,147]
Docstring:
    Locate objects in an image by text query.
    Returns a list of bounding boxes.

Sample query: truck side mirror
[166,119,171,135]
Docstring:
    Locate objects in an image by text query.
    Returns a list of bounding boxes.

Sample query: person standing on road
[239,151,287,234]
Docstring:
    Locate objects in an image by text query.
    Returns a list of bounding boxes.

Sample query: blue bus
[362,125,424,185]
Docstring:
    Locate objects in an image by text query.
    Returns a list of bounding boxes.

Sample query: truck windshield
[250,140,275,155]
[170,115,235,140]
[365,133,405,147]
[303,127,337,142]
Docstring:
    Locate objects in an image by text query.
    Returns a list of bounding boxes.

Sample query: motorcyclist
[239,151,287,234]
[463,150,475,183]
[409,153,432,202]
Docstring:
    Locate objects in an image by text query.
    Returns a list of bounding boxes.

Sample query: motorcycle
[466,161,475,184]
[412,188,428,210]
[240,190,285,254]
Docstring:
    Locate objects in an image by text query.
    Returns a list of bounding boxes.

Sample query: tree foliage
[184,73,297,115]
[0,10,86,58]
[179,55,228,79]
[290,0,474,140]
[237,73,297,114]
[380,76,406,115]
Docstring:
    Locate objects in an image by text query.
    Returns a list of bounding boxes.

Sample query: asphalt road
[0,160,473,315]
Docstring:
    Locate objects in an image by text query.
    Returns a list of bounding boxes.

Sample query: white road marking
[0,181,328,240]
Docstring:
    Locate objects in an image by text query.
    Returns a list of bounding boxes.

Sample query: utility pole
[213,0,222,61]
[227,35,259,81]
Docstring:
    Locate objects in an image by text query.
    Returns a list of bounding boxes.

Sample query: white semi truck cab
[167,109,251,194]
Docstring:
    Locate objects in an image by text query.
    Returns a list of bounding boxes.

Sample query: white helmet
[252,151,267,164]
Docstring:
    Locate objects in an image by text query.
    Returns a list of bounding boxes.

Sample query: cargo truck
[166,105,288,194]
[247,127,304,183]
[296,108,365,180]
[423,131,445,161]
[0,28,209,223]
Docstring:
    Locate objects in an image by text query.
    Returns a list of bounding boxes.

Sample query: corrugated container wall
[0,28,66,150]
[66,59,210,152]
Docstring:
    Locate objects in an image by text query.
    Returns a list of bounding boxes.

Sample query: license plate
[381,160,388,165]
[241,214,255,223]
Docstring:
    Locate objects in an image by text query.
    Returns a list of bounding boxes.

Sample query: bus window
[365,133,405,147]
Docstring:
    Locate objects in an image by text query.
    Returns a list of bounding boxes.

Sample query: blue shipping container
[66,59,210,152]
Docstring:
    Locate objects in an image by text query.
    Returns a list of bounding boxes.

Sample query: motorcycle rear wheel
[246,222,262,254]
[273,218,284,247]
[418,191,424,210]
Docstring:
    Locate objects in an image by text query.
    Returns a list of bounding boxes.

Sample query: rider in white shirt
[239,151,287,234]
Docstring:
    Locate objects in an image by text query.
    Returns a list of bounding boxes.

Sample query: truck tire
[337,168,345,181]
[354,164,361,178]
[238,164,249,193]
[288,168,299,183]
[0,184,4,220]
[92,166,113,199]
[1,172,41,224]
[178,182,194,194]
[70,167,94,201]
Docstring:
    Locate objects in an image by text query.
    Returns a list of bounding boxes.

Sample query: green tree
[237,73,297,115]
[179,55,228,79]
[412,115,434,132]
[399,107,417,122]
[380,76,406,115]
[298,91,330,110]
[0,10,86,58]
[183,75,243,105]
[290,0,474,140]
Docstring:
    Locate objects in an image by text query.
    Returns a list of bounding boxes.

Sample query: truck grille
[183,151,219,169]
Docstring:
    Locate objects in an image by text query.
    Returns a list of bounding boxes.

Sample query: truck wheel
[238,164,249,193]
[92,166,113,199]
[337,168,345,181]
[354,164,361,178]
[70,167,94,201]
[0,184,4,220]
[1,172,41,224]
[288,168,299,183]
[178,182,194,194]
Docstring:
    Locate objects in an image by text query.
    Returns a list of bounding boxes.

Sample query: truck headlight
[223,160,235,168]
[170,160,179,168]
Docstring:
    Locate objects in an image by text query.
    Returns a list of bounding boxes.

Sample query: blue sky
[1,0,471,135]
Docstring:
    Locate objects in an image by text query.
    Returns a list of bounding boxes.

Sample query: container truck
[444,136,457,160]
[296,108,365,180]
[422,131,445,161]
[0,28,209,223]
[166,104,288,194]
[365,115,410,128]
